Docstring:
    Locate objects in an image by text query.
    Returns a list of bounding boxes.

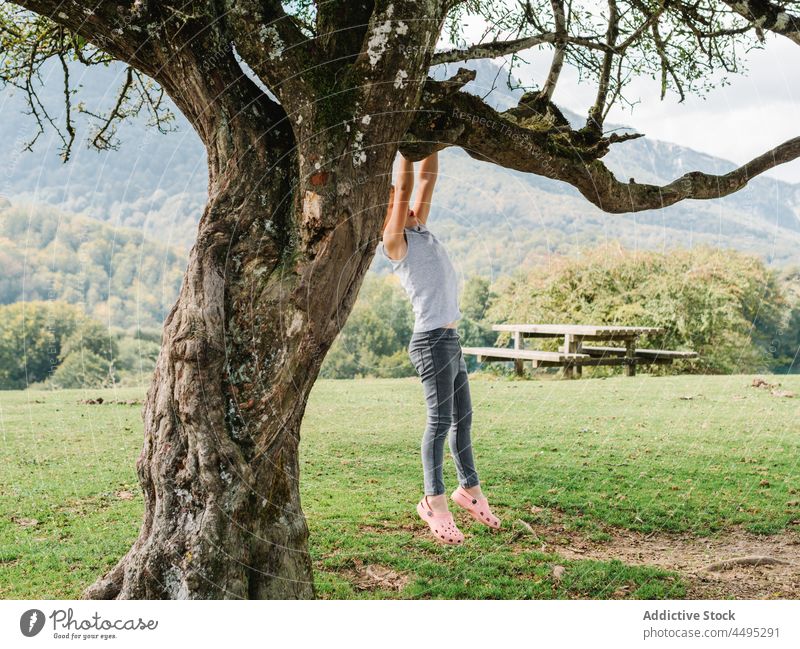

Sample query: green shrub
[0,301,150,389]
[320,274,415,379]
[319,273,498,378]
[0,301,87,388]
[49,350,117,389]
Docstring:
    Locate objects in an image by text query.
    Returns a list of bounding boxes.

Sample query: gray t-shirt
[379,223,462,332]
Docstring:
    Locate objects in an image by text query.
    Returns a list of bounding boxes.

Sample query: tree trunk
[82,117,393,600]
[72,0,445,599]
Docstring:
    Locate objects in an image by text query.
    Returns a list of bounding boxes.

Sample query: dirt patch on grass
[340,557,410,593]
[515,508,800,599]
[55,488,141,514]
[77,398,143,405]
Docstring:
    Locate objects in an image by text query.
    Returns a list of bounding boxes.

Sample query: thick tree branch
[9,0,163,78]
[434,32,560,64]
[8,1,289,163]
[721,0,800,45]
[316,1,374,64]
[401,70,800,214]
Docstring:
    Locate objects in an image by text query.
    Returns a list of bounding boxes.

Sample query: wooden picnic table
[462,323,697,378]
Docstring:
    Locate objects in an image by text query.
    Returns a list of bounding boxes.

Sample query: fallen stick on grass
[515,519,536,535]
[701,556,793,572]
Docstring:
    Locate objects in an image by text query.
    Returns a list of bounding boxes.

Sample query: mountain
[0,63,207,250]
[1,58,798,281]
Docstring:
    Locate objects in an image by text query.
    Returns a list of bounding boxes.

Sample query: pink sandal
[451,486,501,529]
[416,496,464,545]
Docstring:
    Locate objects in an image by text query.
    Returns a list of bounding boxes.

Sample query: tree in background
[0,300,162,389]
[776,267,800,372]
[320,273,498,378]
[0,301,81,388]
[47,319,119,388]
[49,347,117,389]
[0,301,116,388]
[487,245,793,375]
[321,275,415,378]
[114,333,162,387]
[59,319,118,363]
[458,276,499,370]
[2,0,800,599]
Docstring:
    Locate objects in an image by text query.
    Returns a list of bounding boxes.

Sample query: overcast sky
[459,28,800,184]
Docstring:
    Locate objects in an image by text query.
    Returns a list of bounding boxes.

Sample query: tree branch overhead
[402,69,800,214]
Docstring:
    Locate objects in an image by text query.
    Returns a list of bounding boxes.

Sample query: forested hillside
[0,202,185,330]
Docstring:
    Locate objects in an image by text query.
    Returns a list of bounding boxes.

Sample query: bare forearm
[417,151,438,185]
[412,151,438,224]
[396,155,415,196]
[388,155,414,232]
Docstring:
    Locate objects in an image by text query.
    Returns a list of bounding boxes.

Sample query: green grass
[1,374,798,599]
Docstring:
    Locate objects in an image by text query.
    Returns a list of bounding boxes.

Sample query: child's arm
[382,154,414,261]
[411,151,438,225]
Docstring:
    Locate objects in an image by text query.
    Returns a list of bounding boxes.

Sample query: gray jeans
[408,327,480,496]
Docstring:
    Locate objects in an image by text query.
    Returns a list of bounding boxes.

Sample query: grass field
[1,374,799,599]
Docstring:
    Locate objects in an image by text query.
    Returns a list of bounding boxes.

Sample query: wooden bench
[560,345,699,361]
[492,323,664,339]
[461,324,698,378]
[461,346,590,376]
